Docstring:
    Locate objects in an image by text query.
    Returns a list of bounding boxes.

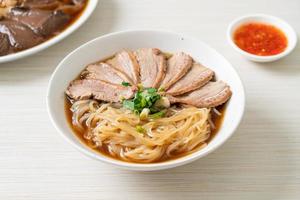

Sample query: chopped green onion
[149,110,166,119]
[137,84,144,91]
[140,108,150,120]
[154,97,170,108]
[122,86,167,117]
[136,125,145,133]
[158,87,165,92]
[146,88,157,93]
[121,81,131,87]
[120,96,125,101]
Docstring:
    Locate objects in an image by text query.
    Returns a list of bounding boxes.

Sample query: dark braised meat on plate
[0,0,87,56]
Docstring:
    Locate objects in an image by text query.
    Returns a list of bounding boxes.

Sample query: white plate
[0,0,98,63]
[47,30,245,171]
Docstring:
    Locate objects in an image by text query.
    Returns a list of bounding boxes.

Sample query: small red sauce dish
[227,14,297,62]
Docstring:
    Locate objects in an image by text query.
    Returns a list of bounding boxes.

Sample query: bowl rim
[47,29,246,171]
[227,13,297,61]
[0,0,99,64]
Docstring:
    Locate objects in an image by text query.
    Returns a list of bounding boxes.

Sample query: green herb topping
[123,87,161,113]
[122,86,168,119]
[121,82,131,87]
[149,110,166,119]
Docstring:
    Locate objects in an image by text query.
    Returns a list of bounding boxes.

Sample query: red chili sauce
[233,23,288,56]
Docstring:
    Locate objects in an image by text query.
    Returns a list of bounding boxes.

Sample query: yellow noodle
[71,100,211,163]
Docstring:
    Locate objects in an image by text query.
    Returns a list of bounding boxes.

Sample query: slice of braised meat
[134,48,166,88]
[166,63,214,96]
[83,62,132,85]
[21,0,86,14]
[160,52,193,90]
[9,7,70,36]
[106,50,140,85]
[66,79,135,102]
[0,20,42,51]
[167,81,232,108]
[72,0,86,4]
[0,33,10,55]
[21,0,60,10]
[57,0,86,16]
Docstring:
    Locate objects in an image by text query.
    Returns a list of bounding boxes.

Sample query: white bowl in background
[47,30,245,171]
[227,14,297,62]
[0,0,98,64]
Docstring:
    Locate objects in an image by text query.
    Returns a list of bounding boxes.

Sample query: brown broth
[65,98,226,163]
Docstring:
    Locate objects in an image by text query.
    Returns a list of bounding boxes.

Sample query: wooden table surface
[1,0,299,199]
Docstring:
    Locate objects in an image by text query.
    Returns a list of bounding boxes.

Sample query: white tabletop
[1,0,299,199]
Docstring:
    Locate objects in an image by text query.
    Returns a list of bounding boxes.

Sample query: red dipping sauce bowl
[227,14,297,62]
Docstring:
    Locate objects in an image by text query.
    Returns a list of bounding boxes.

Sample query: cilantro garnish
[122,87,162,115]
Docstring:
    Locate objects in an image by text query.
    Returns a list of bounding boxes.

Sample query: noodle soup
[65,48,232,163]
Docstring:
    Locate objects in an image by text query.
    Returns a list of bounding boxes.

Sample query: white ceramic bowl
[227,14,297,62]
[47,30,245,171]
[0,0,98,63]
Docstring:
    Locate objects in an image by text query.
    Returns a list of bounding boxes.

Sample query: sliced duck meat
[167,81,232,108]
[9,7,70,36]
[82,62,132,85]
[0,20,42,51]
[166,63,214,96]
[106,50,140,85]
[66,79,135,102]
[0,33,10,55]
[134,48,166,88]
[160,52,193,90]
